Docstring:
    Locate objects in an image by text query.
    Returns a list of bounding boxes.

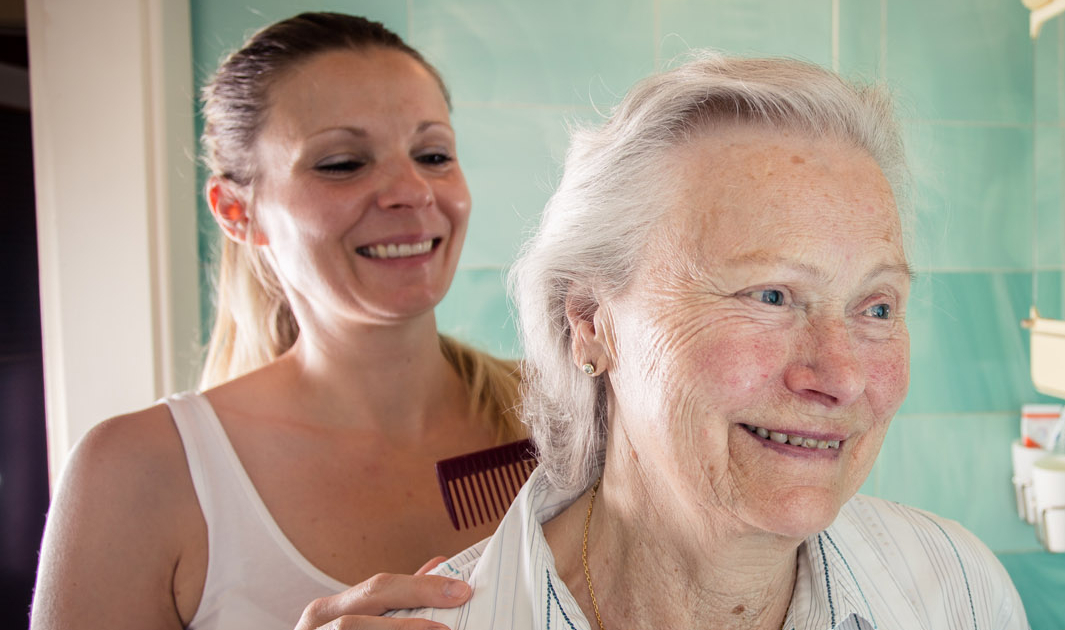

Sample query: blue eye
[758,289,785,306]
[866,304,891,319]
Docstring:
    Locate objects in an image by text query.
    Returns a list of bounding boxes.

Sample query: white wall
[27,0,200,482]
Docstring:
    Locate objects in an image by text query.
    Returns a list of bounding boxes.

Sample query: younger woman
[32,13,519,630]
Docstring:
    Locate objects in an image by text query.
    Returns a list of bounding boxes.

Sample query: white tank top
[166,392,349,630]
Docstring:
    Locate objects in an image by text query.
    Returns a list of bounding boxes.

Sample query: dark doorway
[0,21,51,630]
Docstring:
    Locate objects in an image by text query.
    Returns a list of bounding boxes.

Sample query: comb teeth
[435,439,537,530]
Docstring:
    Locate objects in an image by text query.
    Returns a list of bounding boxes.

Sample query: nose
[376,158,433,210]
[783,317,865,408]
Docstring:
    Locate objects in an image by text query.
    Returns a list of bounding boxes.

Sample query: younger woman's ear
[565,288,610,375]
[207,176,266,245]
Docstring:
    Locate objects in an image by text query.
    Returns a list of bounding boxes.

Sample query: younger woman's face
[249,47,471,330]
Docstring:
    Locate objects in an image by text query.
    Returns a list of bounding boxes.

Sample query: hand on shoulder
[293,557,471,630]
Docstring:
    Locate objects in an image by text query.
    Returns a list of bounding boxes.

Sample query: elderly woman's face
[601,124,910,540]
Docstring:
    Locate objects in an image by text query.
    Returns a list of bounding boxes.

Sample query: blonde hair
[439,336,524,442]
[198,13,522,438]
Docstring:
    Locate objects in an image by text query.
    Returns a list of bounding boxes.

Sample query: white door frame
[27,0,200,482]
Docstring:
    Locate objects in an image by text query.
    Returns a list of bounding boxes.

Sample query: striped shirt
[391,468,1028,629]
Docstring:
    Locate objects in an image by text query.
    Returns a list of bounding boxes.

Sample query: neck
[228,310,476,440]
[545,442,800,630]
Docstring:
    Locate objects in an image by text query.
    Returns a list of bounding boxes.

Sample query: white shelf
[1031,0,1065,38]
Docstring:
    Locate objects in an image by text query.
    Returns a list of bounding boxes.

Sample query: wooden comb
[435,438,537,530]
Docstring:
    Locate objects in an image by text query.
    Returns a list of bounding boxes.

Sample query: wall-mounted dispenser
[1023,310,1065,399]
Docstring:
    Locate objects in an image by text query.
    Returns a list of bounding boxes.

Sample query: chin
[751,487,847,540]
[377,285,451,318]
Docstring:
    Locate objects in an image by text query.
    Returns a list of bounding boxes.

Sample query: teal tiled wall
[190,1,1065,626]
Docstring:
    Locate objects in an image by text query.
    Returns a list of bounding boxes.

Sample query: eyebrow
[417,120,452,133]
[725,252,915,284]
[865,262,916,283]
[309,120,452,139]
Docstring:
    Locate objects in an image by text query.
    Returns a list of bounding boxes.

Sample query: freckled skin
[601,123,912,541]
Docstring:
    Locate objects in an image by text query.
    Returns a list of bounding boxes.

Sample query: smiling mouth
[744,424,842,450]
[356,238,439,259]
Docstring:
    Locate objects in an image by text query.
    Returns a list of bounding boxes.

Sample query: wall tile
[904,122,1033,271]
[875,412,1038,553]
[436,268,520,358]
[886,0,1032,123]
[1036,125,1065,269]
[997,551,1065,630]
[838,0,884,79]
[1034,17,1064,124]
[903,271,1062,416]
[658,0,832,67]
[452,105,599,268]
[410,0,655,108]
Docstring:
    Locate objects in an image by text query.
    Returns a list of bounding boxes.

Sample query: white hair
[509,51,910,494]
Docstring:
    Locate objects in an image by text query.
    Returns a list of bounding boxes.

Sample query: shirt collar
[519,470,925,630]
[784,497,930,630]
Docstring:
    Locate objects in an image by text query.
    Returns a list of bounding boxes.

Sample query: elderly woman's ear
[565,289,611,377]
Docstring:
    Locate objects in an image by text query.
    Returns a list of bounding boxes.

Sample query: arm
[293,558,471,630]
[31,407,201,630]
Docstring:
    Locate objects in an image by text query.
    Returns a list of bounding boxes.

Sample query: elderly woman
[391,53,1028,629]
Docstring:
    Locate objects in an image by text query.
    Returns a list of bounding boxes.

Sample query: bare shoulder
[62,403,194,508]
[32,401,204,630]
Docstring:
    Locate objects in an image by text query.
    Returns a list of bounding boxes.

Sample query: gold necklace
[582,476,605,630]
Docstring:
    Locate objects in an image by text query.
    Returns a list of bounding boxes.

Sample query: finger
[294,573,471,630]
[305,614,453,630]
[300,613,453,630]
[415,556,448,576]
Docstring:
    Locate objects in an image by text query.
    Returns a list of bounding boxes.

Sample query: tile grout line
[406,0,413,43]
[879,0,887,78]
[1059,20,1065,317]
[451,103,1065,127]
[653,0,661,71]
[893,411,1027,420]
[913,267,1065,274]
[831,0,840,73]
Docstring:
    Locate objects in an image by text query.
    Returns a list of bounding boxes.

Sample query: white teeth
[358,239,434,259]
[745,424,841,450]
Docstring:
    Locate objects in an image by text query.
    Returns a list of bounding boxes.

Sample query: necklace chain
[582,476,605,630]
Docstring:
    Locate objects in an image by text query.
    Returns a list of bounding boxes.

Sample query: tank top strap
[163,391,348,630]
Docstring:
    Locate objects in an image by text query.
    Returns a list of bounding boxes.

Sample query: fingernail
[443,580,471,599]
